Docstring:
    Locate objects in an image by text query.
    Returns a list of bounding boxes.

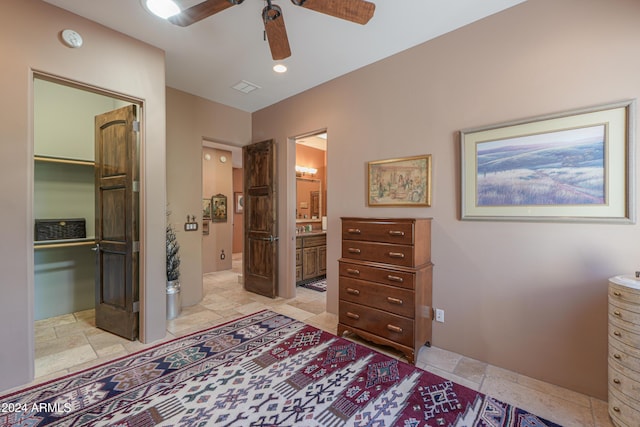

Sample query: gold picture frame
[211,194,228,223]
[367,154,432,207]
[460,100,635,223]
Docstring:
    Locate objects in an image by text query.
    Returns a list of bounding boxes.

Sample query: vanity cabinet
[338,217,433,364]
[296,233,326,284]
[295,238,303,282]
[608,276,640,427]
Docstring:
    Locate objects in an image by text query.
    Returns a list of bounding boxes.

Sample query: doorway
[293,131,328,296]
[33,75,142,375]
[201,140,244,275]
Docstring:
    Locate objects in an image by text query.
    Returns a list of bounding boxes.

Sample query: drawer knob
[387,275,404,283]
[388,252,405,259]
[613,310,621,317]
[388,230,405,236]
[613,406,620,413]
[347,228,361,234]
[346,268,360,275]
[346,312,360,320]
[387,297,403,305]
[346,288,360,296]
[613,353,622,360]
[387,324,403,333]
[613,378,621,384]
[613,291,622,297]
[614,331,621,337]
[348,248,361,254]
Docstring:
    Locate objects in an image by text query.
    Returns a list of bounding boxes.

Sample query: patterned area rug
[0,310,561,426]
[299,277,327,292]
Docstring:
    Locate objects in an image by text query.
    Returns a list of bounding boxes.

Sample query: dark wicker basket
[35,218,86,241]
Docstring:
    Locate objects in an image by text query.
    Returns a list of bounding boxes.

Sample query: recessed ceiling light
[273,64,287,73]
[144,0,180,19]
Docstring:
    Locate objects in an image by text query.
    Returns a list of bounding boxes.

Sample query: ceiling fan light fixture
[262,3,283,22]
[273,64,287,73]
[145,0,180,19]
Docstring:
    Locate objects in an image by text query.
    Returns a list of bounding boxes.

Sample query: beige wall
[0,0,167,391]
[166,88,251,306]
[252,0,640,399]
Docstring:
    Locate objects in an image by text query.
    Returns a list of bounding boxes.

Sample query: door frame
[31,72,146,338]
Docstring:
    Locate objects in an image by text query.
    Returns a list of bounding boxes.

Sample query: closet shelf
[34,238,95,250]
[35,155,94,166]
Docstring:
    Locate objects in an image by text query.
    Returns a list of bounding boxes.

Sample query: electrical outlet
[435,309,445,323]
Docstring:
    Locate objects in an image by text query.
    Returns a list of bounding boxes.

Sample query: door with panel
[94,104,139,340]
[243,139,278,298]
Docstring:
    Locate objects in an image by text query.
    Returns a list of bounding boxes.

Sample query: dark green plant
[166,221,181,282]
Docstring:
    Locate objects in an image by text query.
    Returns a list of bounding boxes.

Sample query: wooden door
[243,140,278,298]
[94,105,139,340]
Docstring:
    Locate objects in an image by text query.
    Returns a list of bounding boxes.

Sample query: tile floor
[26,256,614,427]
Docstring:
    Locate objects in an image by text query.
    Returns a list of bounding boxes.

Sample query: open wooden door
[94,104,139,340]
[243,140,278,298]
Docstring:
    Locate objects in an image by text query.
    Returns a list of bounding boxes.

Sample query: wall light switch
[184,222,199,231]
[435,309,445,323]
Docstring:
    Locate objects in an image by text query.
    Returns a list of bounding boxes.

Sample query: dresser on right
[338,217,433,364]
[608,275,640,427]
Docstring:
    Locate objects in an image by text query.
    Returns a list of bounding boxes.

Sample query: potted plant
[166,218,181,319]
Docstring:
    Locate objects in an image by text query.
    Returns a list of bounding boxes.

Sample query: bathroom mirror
[296,178,322,222]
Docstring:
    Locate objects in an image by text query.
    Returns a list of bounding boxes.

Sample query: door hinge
[132,301,140,313]
[133,121,140,132]
[133,241,140,252]
[133,181,140,192]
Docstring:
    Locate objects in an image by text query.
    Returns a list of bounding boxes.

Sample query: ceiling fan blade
[263,5,292,60]
[293,0,375,25]
[168,0,240,27]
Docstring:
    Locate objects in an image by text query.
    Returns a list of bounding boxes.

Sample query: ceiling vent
[232,80,261,94]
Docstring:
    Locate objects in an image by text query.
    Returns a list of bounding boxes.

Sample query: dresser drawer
[609,319,640,348]
[342,241,415,267]
[342,219,415,245]
[340,277,415,318]
[339,301,414,347]
[608,364,640,403]
[609,340,640,372]
[609,389,640,427]
[339,261,415,290]
[609,303,640,326]
[610,282,640,306]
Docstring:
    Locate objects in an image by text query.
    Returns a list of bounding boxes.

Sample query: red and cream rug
[0,310,561,426]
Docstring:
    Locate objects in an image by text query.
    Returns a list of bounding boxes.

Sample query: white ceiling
[43,0,526,113]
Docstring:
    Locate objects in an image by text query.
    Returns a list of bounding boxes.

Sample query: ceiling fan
[166,0,376,60]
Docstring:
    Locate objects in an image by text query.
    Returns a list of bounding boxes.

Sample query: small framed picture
[367,154,432,207]
[211,194,228,223]
[202,198,211,220]
[234,192,244,214]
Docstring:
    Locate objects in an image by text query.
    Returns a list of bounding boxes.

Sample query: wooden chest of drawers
[608,276,640,427]
[338,217,433,364]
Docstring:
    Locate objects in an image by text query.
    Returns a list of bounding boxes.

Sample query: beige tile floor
[26,256,613,427]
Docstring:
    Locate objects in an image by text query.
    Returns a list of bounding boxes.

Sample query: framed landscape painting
[460,100,635,223]
[367,155,432,207]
